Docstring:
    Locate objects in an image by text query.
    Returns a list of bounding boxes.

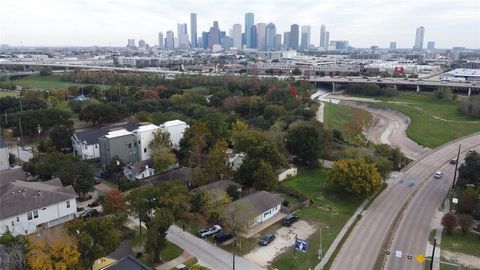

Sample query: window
[95,145,98,149]
[85,145,88,149]
[11,221,14,226]
[33,210,38,219]
[66,200,71,208]
[128,143,132,148]
[16,217,19,222]
[144,148,147,153]
[42,208,46,210]
[263,210,272,218]
[27,212,32,220]
[5,225,9,231]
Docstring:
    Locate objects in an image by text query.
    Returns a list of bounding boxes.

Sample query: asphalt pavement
[330,132,480,270]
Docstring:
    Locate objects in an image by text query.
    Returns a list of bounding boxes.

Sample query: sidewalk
[156,251,193,270]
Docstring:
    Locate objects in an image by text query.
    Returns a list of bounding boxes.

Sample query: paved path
[156,251,193,270]
[166,225,265,270]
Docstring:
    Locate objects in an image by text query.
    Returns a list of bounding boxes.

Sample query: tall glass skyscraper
[245,13,254,48]
[290,24,299,50]
[320,24,327,49]
[414,26,425,51]
[190,13,197,48]
[266,23,276,51]
[300,25,311,51]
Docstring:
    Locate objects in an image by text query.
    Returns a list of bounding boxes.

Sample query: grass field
[324,102,372,143]
[441,229,480,258]
[0,90,19,97]
[272,169,361,270]
[372,92,480,148]
[13,75,108,90]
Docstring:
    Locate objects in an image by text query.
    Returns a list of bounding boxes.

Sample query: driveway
[244,220,315,267]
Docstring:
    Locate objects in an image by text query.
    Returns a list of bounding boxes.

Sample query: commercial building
[283,32,290,49]
[224,191,282,227]
[300,25,311,51]
[414,26,425,51]
[440,69,480,82]
[158,32,164,49]
[245,13,254,48]
[177,23,189,49]
[427,41,435,50]
[320,24,327,49]
[190,13,197,48]
[249,25,257,49]
[256,23,267,50]
[389,41,396,50]
[208,21,221,49]
[290,24,299,50]
[265,23,276,51]
[165,31,174,50]
[127,39,135,48]
[232,24,242,49]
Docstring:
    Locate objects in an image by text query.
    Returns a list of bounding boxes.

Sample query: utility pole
[451,144,461,190]
[430,238,436,270]
[319,225,323,269]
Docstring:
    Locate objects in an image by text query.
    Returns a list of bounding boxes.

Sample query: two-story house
[99,129,139,167]
[159,120,189,150]
[0,178,77,236]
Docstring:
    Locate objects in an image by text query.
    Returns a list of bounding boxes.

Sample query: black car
[450,158,457,165]
[282,214,299,226]
[80,209,99,219]
[258,233,275,246]
[213,230,233,244]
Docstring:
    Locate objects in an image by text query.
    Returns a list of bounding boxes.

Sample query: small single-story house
[123,160,155,181]
[226,149,246,171]
[224,191,282,227]
[96,255,153,270]
[197,180,242,194]
[141,166,193,188]
[0,178,77,236]
[277,166,298,182]
[92,240,146,270]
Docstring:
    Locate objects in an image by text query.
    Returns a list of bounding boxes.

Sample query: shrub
[433,87,453,100]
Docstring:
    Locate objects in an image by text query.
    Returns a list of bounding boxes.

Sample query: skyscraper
[127,39,135,48]
[208,21,220,49]
[275,34,282,51]
[300,25,311,51]
[232,24,242,49]
[414,26,425,50]
[265,23,276,51]
[138,39,146,48]
[201,31,209,49]
[389,41,396,50]
[325,31,330,50]
[427,41,435,50]
[190,13,197,48]
[256,23,267,50]
[245,13,254,48]
[320,24,326,49]
[177,23,189,48]
[158,32,164,49]
[283,32,290,49]
[249,25,257,49]
[166,31,174,49]
[290,24,299,50]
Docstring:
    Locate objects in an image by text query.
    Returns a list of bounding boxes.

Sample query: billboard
[394,66,404,73]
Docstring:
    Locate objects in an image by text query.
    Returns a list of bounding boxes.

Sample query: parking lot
[244,220,316,267]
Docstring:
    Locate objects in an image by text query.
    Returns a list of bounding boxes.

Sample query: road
[166,225,265,270]
[385,144,480,270]
[330,132,480,270]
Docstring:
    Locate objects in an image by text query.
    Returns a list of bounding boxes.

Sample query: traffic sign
[452,198,458,204]
[416,254,425,263]
[295,239,308,253]
[395,250,402,258]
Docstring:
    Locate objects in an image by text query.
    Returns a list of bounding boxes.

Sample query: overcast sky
[1,0,479,48]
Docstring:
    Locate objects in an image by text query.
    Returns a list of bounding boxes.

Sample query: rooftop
[224,191,282,222]
[74,122,140,145]
[444,68,480,77]
[162,120,187,128]
[105,129,133,139]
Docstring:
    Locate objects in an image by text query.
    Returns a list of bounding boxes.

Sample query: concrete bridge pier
[332,82,336,92]
[393,84,398,90]
[416,84,420,92]
[468,87,472,96]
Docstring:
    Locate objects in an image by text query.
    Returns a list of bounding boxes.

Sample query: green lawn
[371,93,480,148]
[14,75,108,90]
[0,90,19,97]
[272,169,362,270]
[441,229,480,258]
[324,102,372,143]
[160,241,184,261]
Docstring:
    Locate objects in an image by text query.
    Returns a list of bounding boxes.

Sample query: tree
[326,158,383,199]
[101,190,127,224]
[145,208,174,263]
[226,184,240,200]
[441,213,458,235]
[434,87,453,100]
[292,67,302,76]
[48,124,74,153]
[79,103,120,126]
[155,182,190,219]
[8,153,16,166]
[67,217,121,267]
[192,190,232,222]
[0,230,27,270]
[199,139,232,185]
[153,146,176,173]
[286,121,325,165]
[26,227,80,270]
[126,187,161,234]
[458,150,480,187]
[180,122,212,167]
[252,160,276,191]
[458,191,476,214]
[149,129,171,150]
[458,96,480,118]
[457,214,473,234]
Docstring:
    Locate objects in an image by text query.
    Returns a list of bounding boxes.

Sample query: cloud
[0,0,478,48]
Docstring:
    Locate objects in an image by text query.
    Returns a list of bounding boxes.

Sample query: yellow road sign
[416,254,425,263]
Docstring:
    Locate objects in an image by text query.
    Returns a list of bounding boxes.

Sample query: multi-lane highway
[330,132,480,270]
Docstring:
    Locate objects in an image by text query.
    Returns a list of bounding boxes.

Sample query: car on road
[213,230,233,244]
[434,171,443,179]
[198,225,222,238]
[258,233,275,246]
[450,158,457,164]
[467,149,475,155]
[80,209,99,219]
[282,214,299,226]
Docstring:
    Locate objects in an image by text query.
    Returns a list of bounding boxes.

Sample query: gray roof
[142,167,194,186]
[0,137,6,148]
[198,180,242,193]
[125,160,152,176]
[104,256,153,270]
[107,240,134,260]
[74,122,140,145]
[0,179,77,219]
[0,167,27,185]
[225,191,282,221]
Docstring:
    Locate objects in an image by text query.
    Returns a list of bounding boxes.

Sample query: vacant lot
[14,75,108,90]
[324,102,372,143]
[271,169,361,270]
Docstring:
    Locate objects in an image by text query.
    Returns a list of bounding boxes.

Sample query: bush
[458,96,480,118]
[345,83,398,97]
[118,177,139,192]
[433,87,453,100]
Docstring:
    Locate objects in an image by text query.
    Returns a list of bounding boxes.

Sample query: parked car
[282,214,299,226]
[213,230,233,244]
[198,225,222,238]
[258,233,276,246]
[80,209,99,219]
[434,171,443,179]
[93,177,101,184]
[175,264,187,270]
[450,158,457,165]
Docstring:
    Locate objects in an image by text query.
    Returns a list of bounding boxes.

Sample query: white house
[277,166,298,182]
[0,178,77,236]
[225,191,282,227]
[226,149,246,171]
[123,160,155,181]
[160,120,189,150]
[0,137,9,171]
[133,124,160,161]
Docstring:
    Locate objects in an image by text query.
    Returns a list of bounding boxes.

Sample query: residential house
[99,129,139,167]
[72,123,139,160]
[226,149,246,171]
[94,256,153,270]
[0,137,9,171]
[92,240,149,270]
[0,178,77,236]
[0,167,27,185]
[133,123,160,161]
[277,166,298,182]
[159,120,189,150]
[224,191,282,227]
[196,180,242,194]
[141,166,193,188]
[123,160,155,181]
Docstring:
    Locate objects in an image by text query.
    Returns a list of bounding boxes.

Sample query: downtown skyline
[0,0,479,48]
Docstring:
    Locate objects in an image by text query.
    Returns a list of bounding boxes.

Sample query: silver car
[434,171,443,179]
